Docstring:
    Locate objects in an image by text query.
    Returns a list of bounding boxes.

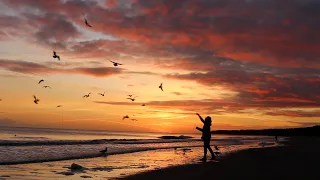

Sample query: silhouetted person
[275,135,278,142]
[196,113,215,161]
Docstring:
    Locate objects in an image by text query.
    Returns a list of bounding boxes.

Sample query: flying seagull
[43,86,51,89]
[38,79,44,84]
[122,115,129,120]
[159,83,163,91]
[128,94,134,98]
[127,96,138,102]
[83,93,91,98]
[84,17,92,27]
[57,105,62,108]
[142,104,145,106]
[110,60,123,67]
[33,95,39,104]
[98,92,105,96]
[53,51,60,60]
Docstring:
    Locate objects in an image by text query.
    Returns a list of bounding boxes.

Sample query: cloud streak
[95,99,320,117]
[0,59,122,77]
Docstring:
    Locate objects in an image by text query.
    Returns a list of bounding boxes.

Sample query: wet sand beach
[0,138,273,179]
[122,137,320,180]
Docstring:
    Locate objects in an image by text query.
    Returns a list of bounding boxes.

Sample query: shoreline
[121,137,320,180]
[0,140,274,179]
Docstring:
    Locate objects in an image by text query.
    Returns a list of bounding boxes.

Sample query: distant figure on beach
[196,113,215,161]
[275,135,278,142]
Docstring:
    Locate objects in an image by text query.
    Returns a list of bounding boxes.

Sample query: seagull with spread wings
[159,83,163,91]
[83,93,91,98]
[110,60,123,66]
[33,95,39,104]
[38,79,44,84]
[84,17,92,27]
[127,96,138,102]
[53,51,60,60]
[98,92,105,96]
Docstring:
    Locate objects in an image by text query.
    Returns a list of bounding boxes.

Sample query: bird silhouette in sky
[83,93,91,98]
[98,92,105,96]
[128,94,134,97]
[43,86,51,89]
[122,115,129,120]
[0,98,2,101]
[53,51,60,60]
[127,96,138,101]
[84,17,92,27]
[38,79,44,84]
[57,105,62,108]
[110,60,123,66]
[33,95,39,104]
[131,119,137,121]
[159,83,163,91]
[142,104,145,106]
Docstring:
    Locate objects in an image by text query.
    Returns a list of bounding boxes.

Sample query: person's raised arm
[196,113,205,123]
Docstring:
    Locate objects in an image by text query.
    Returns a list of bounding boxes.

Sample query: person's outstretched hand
[196,127,202,131]
[196,113,200,116]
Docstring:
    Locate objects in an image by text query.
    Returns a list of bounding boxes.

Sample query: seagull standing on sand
[122,115,129,120]
[43,86,51,89]
[98,92,105,96]
[100,147,108,153]
[110,60,123,67]
[83,93,91,98]
[38,79,44,84]
[33,95,39,104]
[84,17,92,27]
[159,83,163,91]
[53,51,60,60]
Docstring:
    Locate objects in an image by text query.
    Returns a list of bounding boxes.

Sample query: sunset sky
[0,0,319,133]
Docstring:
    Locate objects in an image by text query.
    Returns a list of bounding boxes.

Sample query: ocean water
[0,127,276,165]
